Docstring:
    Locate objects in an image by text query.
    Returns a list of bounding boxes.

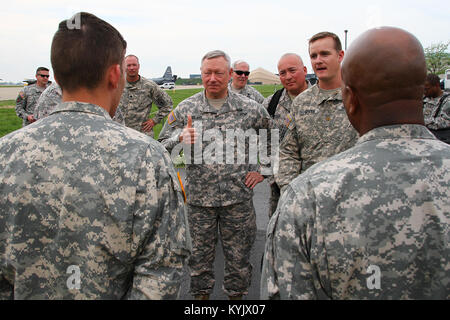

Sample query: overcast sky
[0,0,449,82]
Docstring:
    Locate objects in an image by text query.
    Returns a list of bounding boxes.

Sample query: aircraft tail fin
[163,66,173,79]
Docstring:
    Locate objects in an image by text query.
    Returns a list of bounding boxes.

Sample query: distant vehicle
[160,82,175,89]
[151,66,177,85]
[445,69,450,91]
[306,73,318,85]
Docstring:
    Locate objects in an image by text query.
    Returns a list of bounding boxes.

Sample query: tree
[424,41,450,75]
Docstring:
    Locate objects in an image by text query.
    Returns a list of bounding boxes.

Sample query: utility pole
[344,30,348,50]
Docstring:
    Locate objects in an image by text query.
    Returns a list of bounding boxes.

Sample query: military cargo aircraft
[21,66,177,86]
[23,79,52,86]
[23,79,37,85]
[151,66,177,85]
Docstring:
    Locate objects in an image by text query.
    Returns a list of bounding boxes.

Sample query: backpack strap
[267,88,285,118]
[433,93,450,118]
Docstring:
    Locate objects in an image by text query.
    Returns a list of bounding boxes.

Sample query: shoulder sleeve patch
[167,111,176,125]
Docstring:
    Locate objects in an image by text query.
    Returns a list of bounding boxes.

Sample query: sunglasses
[234,70,250,76]
[38,74,50,78]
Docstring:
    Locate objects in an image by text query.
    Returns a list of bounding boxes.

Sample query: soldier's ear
[107,64,122,89]
[338,50,345,63]
[342,85,359,116]
[342,85,362,132]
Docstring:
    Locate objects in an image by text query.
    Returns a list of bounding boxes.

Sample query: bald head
[278,53,304,66]
[341,27,427,134]
[277,53,308,96]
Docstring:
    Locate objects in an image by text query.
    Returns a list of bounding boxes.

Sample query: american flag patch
[284,114,291,127]
[167,111,176,125]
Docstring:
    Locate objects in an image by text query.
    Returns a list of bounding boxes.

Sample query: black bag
[429,128,450,144]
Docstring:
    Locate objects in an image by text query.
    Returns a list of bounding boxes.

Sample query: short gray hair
[232,60,249,70]
[201,50,231,69]
[125,54,139,64]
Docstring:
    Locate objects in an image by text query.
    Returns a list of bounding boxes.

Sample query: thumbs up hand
[179,115,198,144]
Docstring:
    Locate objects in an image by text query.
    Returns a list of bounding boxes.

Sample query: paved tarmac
[177,169,271,300]
[0,86,22,101]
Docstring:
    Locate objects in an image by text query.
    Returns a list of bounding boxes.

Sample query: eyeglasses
[234,70,250,76]
[38,74,50,78]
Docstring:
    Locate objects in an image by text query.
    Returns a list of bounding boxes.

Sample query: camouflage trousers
[187,200,256,297]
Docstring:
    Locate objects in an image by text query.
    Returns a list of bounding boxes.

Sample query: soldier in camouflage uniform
[276,32,359,193]
[34,81,62,120]
[158,50,272,300]
[262,53,311,216]
[0,12,190,300]
[113,55,173,138]
[423,74,450,143]
[228,60,265,104]
[261,27,450,300]
[15,67,50,126]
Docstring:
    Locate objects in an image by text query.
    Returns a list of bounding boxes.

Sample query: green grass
[0,85,283,139]
[0,100,15,107]
[253,84,284,97]
[0,109,22,137]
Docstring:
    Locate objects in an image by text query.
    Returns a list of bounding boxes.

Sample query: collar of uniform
[423,95,440,104]
[50,101,112,119]
[278,89,293,111]
[313,84,342,105]
[228,82,245,94]
[283,81,312,110]
[39,83,50,91]
[126,75,144,90]
[29,82,49,92]
[357,124,436,145]
[200,90,244,114]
